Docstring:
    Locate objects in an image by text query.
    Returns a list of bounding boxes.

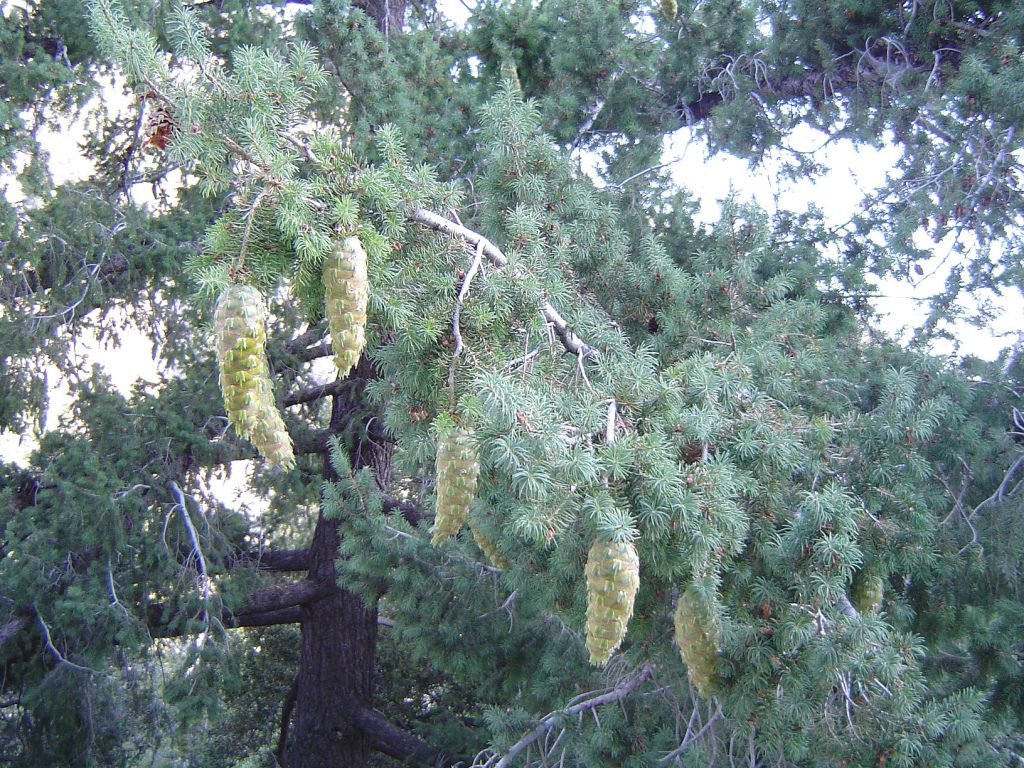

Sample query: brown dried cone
[214,284,295,470]
[673,589,719,696]
[851,569,884,613]
[324,236,369,379]
[430,427,479,546]
[585,539,640,666]
[470,523,508,570]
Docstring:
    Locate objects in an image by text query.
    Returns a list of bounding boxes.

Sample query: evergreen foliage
[0,1,1021,767]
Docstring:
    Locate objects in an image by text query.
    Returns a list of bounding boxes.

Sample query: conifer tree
[0,2,1021,767]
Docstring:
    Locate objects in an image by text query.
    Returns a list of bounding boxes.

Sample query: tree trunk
[286,3,408,762]
[353,0,408,36]
[288,362,391,768]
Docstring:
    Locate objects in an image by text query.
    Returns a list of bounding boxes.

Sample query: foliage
[0,1,1021,767]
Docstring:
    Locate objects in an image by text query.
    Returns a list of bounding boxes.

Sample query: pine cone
[673,589,719,696]
[851,570,884,613]
[660,0,678,18]
[470,523,508,570]
[324,236,369,379]
[214,284,295,470]
[585,539,640,665]
[430,427,479,545]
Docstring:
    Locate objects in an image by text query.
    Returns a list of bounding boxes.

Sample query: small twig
[448,239,485,404]
[168,481,213,632]
[659,704,723,763]
[477,589,518,620]
[236,187,271,271]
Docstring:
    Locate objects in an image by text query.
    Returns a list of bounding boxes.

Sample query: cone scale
[324,236,369,379]
[431,427,479,545]
[585,539,640,665]
[214,284,295,470]
[673,589,719,696]
[851,570,884,613]
[470,523,508,570]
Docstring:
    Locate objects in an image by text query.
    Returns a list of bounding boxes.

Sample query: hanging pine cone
[660,0,678,19]
[214,284,295,470]
[851,570,884,613]
[324,236,369,379]
[673,588,719,695]
[430,427,479,545]
[470,522,508,570]
[585,539,640,665]
[142,90,177,150]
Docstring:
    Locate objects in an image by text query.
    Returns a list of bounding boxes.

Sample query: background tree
[0,1,1021,767]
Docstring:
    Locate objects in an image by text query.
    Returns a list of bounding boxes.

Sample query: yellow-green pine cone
[324,236,369,379]
[851,570,884,613]
[214,284,295,470]
[585,539,640,666]
[430,428,479,546]
[673,589,719,696]
[661,0,678,18]
[248,385,295,470]
[470,523,508,570]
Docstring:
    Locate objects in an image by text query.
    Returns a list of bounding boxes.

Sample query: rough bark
[353,0,408,36]
[288,359,391,768]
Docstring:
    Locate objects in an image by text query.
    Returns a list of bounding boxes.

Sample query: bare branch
[410,207,507,267]
[539,303,600,359]
[35,610,97,674]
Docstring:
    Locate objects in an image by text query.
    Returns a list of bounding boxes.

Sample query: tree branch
[223,547,310,572]
[232,579,332,618]
[409,208,600,359]
[355,708,461,767]
[487,665,653,768]
[223,605,304,629]
[282,379,351,407]
[203,428,331,466]
[0,616,31,651]
[381,494,421,526]
[276,674,300,767]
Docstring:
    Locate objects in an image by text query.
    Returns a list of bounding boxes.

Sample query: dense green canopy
[0,1,1021,767]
